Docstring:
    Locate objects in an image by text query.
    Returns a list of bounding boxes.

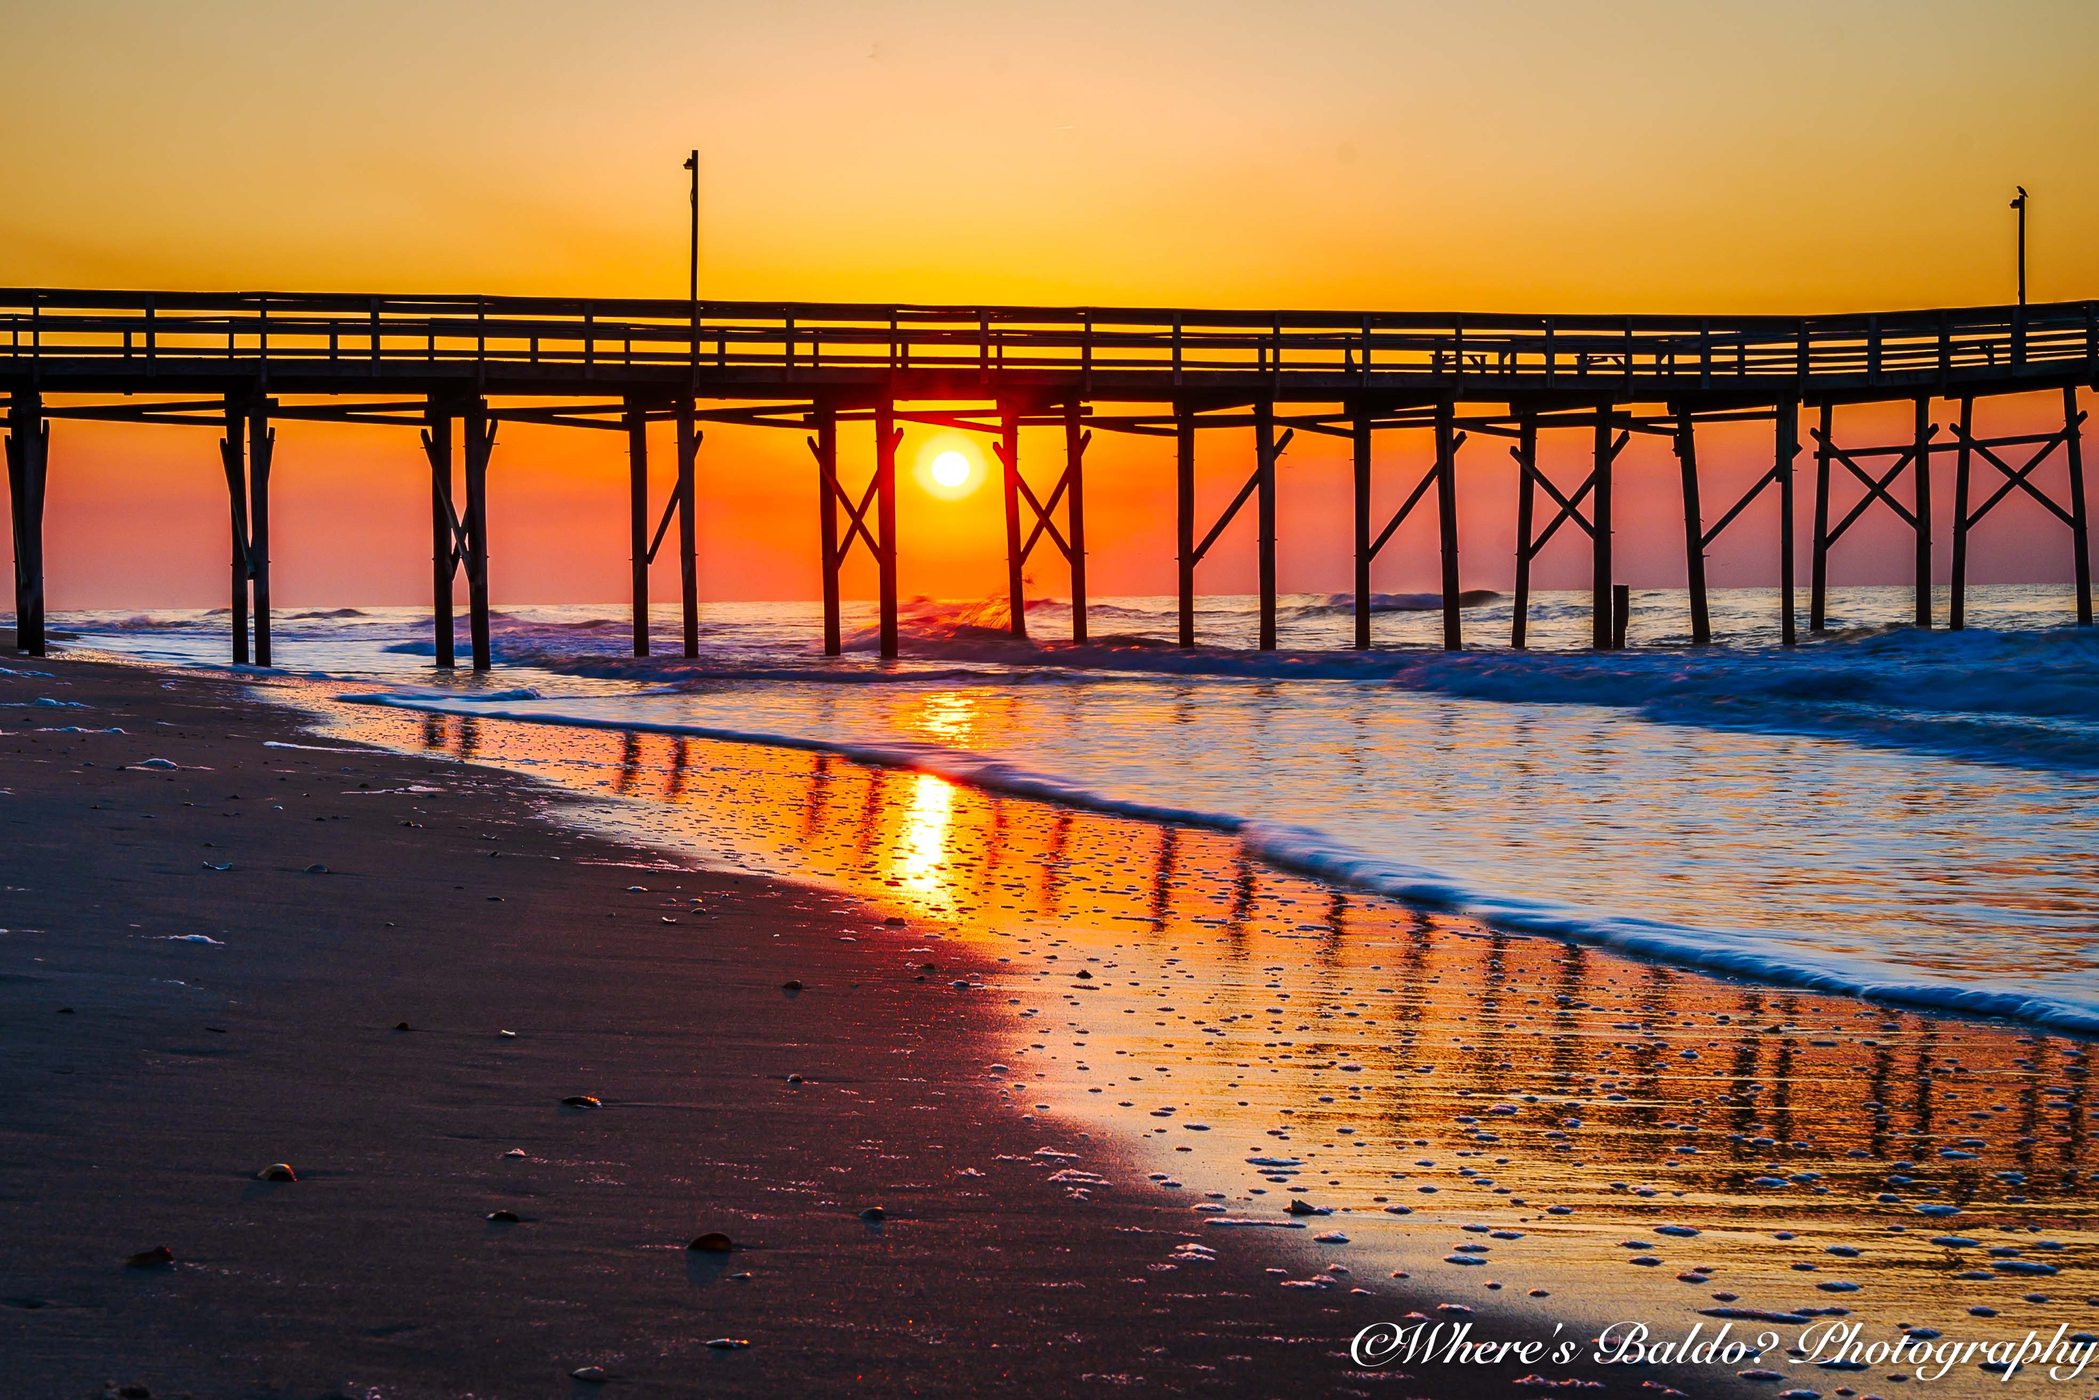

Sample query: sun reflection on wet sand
[895,772,958,909]
[314,690,2098,1395]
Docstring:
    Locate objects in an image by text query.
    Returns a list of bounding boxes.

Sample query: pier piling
[2069,386,2093,626]
[810,404,842,657]
[463,400,494,671]
[1778,402,1799,645]
[1351,407,1372,650]
[1510,415,1537,649]
[1064,399,1088,644]
[1810,402,1833,631]
[1175,403,1195,648]
[1255,399,1278,651]
[1435,401,1462,651]
[421,402,458,669]
[998,402,1026,639]
[1674,406,1710,645]
[876,399,899,660]
[627,396,650,657]
[674,398,700,657]
[218,397,251,665]
[1591,411,1620,650]
[3,390,47,656]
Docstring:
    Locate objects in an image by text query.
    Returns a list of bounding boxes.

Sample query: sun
[920,446,981,499]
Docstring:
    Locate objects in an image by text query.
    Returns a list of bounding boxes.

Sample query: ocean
[63,581,2099,1036]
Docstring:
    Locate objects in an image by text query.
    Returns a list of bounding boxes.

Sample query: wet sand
[310,687,2099,1396]
[0,657,1757,1399]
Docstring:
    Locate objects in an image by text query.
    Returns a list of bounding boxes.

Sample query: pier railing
[3,289,2095,394]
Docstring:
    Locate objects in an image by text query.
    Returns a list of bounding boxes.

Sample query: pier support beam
[4,390,49,656]
[1255,400,1279,651]
[1351,408,1372,649]
[216,394,273,666]
[1065,399,1088,644]
[1510,415,1537,649]
[1948,385,2091,629]
[1810,402,1833,630]
[1911,395,1933,630]
[1950,396,1975,630]
[876,399,900,659]
[1176,404,1195,648]
[1808,399,1940,634]
[2070,386,2094,627]
[811,405,842,656]
[1674,406,1710,645]
[1778,401,1800,646]
[1435,401,1462,652]
[248,406,274,667]
[219,401,248,664]
[808,399,895,657]
[1591,409,1619,650]
[675,398,700,657]
[421,405,458,669]
[999,402,1027,639]
[627,396,650,657]
[1176,402,1291,649]
[993,399,1091,643]
[463,400,495,671]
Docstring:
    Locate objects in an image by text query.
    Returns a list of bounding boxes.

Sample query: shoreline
[345,684,2099,1041]
[0,656,1746,1398]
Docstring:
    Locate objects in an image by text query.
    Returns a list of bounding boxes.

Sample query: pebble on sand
[124,1245,174,1269]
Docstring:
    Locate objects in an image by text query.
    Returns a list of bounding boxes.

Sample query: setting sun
[924,448,978,498]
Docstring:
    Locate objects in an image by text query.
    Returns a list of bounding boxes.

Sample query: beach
[3,654,2093,1397]
[0,655,1783,1399]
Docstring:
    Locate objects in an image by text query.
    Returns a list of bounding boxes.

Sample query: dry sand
[0,657,1736,1399]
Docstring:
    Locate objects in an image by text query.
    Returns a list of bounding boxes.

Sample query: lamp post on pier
[683,149,700,368]
[2010,185,2028,306]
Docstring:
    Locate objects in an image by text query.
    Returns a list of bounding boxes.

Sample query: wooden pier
[4,288,2094,665]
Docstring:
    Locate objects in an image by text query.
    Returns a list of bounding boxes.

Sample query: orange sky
[5,0,2096,610]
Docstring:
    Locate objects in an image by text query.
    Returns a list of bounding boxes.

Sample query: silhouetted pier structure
[4,289,2093,666]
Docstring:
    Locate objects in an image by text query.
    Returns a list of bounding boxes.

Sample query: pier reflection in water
[346,693,2095,1389]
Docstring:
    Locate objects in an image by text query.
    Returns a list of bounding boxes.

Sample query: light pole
[683,150,700,372]
[2010,185,2028,306]
[683,150,700,305]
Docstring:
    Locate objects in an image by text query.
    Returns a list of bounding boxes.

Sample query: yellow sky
[8,0,2096,308]
[4,0,2096,608]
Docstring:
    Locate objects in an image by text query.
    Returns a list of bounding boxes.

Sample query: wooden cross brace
[1810,425,1936,544]
[1952,414,2084,530]
[1516,429,1627,560]
[1368,431,1469,562]
[995,427,1091,567]
[807,426,899,567]
[421,414,495,580]
[644,429,703,565]
[219,408,275,580]
[1191,427,1293,566]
